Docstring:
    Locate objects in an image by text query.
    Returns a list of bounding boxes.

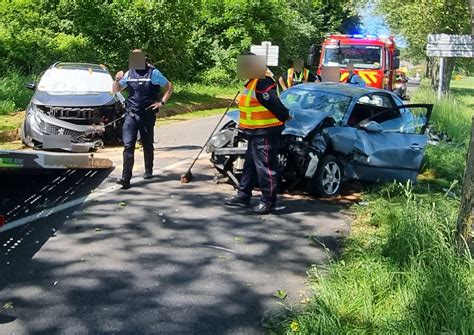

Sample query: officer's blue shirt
[348,74,367,87]
[119,68,169,89]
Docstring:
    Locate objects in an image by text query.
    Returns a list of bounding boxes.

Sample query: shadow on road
[0,168,113,295]
[0,169,348,334]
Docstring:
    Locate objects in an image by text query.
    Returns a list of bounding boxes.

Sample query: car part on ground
[208,83,433,197]
[22,62,125,153]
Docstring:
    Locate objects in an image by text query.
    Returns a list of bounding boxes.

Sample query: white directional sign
[250,41,279,66]
[427,34,473,58]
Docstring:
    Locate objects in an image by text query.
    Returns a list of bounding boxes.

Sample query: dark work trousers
[122,111,156,181]
[237,134,280,206]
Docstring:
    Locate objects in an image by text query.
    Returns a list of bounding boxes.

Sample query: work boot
[224,196,250,207]
[143,170,153,179]
[252,203,273,215]
[116,178,131,190]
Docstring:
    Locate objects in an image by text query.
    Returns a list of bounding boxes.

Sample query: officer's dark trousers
[237,134,280,206]
[122,111,156,181]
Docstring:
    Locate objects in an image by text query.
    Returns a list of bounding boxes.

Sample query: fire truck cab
[310,34,400,91]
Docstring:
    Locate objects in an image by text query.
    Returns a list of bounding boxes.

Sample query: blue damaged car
[207,83,433,197]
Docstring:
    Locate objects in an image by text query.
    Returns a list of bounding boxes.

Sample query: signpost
[250,41,279,66]
[426,34,474,100]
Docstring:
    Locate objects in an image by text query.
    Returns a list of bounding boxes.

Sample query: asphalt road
[0,116,349,335]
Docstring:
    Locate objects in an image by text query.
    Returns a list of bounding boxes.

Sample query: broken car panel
[208,83,433,196]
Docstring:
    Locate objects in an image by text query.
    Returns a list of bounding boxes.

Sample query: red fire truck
[310,34,400,91]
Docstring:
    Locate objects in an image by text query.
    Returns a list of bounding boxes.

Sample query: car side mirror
[360,121,383,133]
[25,83,36,91]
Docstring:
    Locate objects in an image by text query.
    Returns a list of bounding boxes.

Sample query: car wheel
[308,155,342,197]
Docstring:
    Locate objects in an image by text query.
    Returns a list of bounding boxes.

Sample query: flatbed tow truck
[0,149,112,171]
[0,149,113,232]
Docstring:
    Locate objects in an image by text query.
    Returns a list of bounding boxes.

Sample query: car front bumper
[23,105,105,153]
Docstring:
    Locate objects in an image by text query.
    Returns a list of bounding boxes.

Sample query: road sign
[250,41,279,66]
[427,34,473,100]
[426,34,473,57]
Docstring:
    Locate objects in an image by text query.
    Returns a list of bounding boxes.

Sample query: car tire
[308,154,342,197]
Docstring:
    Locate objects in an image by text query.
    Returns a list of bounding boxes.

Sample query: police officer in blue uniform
[112,49,173,189]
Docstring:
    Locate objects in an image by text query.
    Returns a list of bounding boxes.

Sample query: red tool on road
[180,91,240,183]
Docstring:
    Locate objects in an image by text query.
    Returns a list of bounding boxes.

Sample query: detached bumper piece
[0,150,113,171]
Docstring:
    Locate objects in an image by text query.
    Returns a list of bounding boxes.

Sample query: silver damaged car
[22,62,125,153]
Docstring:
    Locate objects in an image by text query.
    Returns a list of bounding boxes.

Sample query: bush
[0,71,34,115]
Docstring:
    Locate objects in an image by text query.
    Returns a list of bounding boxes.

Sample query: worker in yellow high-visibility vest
[224,53,290,215]
[279,58,319,91]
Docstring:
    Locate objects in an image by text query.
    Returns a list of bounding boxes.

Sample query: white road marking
[0,158,192,233]
[200,244,237,254]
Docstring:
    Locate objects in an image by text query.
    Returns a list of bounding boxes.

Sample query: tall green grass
[271,80,474,334]
[411,80,473,144]
[272,184,473,334]
[0,70,34,115]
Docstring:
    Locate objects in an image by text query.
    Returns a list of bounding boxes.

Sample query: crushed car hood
[282,109,331,137]
[32,91,117,107]
[226,109,330,137]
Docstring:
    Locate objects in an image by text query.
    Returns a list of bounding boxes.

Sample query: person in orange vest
[279,58,319,91]
[225,53,290,214]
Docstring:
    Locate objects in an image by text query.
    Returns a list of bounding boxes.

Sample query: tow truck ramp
[0,150,113,171]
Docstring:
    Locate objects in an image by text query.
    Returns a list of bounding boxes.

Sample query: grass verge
[270,78,474,334]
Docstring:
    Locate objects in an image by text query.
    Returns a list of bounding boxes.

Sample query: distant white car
[22,62,125,153]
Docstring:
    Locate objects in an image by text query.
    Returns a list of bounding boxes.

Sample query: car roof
[50,62,109,73]
[290,82,390,98]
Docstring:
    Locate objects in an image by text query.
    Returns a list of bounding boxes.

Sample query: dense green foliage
[0,0,358,83]
[272,79,474,334]
[376,0,471,60]
[374,0,471,91]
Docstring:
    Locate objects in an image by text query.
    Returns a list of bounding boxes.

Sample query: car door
[350,104,433,183]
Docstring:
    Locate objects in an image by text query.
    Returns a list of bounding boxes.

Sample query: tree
[0,0,360,83]
[375,0,471,92]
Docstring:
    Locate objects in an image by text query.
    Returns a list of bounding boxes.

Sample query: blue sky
[358,1,407,48]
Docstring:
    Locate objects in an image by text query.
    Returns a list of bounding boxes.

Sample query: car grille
[45,107,96,120]
[40,121,90,143]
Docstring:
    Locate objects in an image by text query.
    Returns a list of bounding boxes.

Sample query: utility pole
[457,116,474,255]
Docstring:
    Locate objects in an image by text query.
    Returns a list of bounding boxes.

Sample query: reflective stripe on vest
[238,79,283,129]
[287,68,310,88]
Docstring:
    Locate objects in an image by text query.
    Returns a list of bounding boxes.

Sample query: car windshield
[36,67,114,94]
[280,88,352,124]
[323,45,382,69]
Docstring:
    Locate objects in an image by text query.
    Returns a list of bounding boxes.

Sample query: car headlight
[26,103,44,127]
[206,129,235,153]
